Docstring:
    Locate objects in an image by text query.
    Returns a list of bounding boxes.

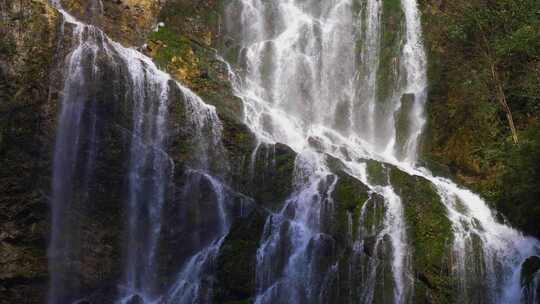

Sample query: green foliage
[450,0,540,119]
[420,0,540,237]
[498,123,540,236]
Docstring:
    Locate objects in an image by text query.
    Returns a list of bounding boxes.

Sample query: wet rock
[125,294,144,304]
[0,0,61,302]
[389,167,454,303]
[214,209,267,303]
[363,236,377,257]
[365,159,389,186]
[521,256,540,286]
[394,93,415,158]
[61,0,161,46]
[330,170,370,247]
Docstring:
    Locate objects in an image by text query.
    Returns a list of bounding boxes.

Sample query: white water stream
[49,3,230,303]
[47,0,540,302]
[224,0,540,303]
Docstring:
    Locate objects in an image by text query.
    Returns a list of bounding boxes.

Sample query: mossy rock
[61,0,161,46]
[144,0,244,121]
[365,159,389,186]
[394,93,414,159]
[333,172,370,212]
[389,168,455,303]
[521,255,540,304]
[521,256,540,287]
[247,143,296,211]
[146,23,243,120]
[358,193,386,240]
[330,170,370,247]
[214,209,267,303]
[325,154,346,173]
[376,0,405,104]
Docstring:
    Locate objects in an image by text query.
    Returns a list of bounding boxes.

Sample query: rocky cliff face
[0,1,283,301]
[0,0,539,303]
[1,1,60,302]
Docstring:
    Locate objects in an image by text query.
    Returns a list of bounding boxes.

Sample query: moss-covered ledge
[61,0,161,46]
[143,0,243,122]
[389,168,454,303]
[330,170,371,247]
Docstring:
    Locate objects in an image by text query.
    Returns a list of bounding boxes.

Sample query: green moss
[331,171,370,246]
[383,0,402,12]
[394,93,414,158]
[334,172,370,211]
[214,210,266,303]
[365,159,388,186]
[359,193,385,236]
[145,15,244,121]
[376,0,404,104]
[251,143,296,211]
[148,27,192,68]
[389,167,455,303]
[221,115,256,156]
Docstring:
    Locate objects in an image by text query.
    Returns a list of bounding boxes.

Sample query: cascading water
[49,10,176,301]
[254,151,336,304]
[46,0,540,302]
[48,3,232,303]
[522,268,540,304]
[162,88,233,304]
[118,34,173,304]
[224,0,540,303]
[163,172,229,304]
[48,15,103,303]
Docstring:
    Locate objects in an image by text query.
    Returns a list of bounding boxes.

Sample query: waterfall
[48,16,103,304]
[118,33,172,303]
[163,89,232,304]
[163,172,229,304]
[49,3,231,303]
[49,10,176,301]
[254,151,336,304]
[398,0,428,163]
[225,0,540,303]
[47,0,540,302]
